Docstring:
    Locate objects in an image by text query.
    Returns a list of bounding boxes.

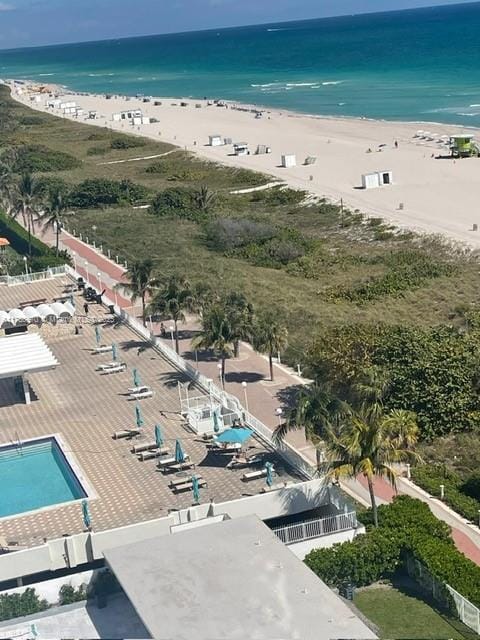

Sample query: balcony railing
[272,511,358,545]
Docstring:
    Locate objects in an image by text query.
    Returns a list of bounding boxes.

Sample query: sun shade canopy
[0,333,58,379]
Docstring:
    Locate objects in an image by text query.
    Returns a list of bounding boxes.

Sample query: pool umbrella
[95,325,102,346]
[82,500,91,530]
[69,294,75,310]
[212,409,221,433]
[192,475,200,503]
[265,462,274,487]
[214,427,253,446]
[175,439,185,463]
[154,424,163,448]
[132,368,141,388]
[111,343,118,361]
[135,402,144,428]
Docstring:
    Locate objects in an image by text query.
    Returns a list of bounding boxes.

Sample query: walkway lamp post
[84,261,89,285]
[440,484,445,500]
[169,325,175,351]
[242,381,249,412]
[217,363,224,389]
[91,225,97,248]
[97,271,102,293]
[72,251,77,273]
[275,407,283,427]
[23,256,28,275]
[406,463,411,480]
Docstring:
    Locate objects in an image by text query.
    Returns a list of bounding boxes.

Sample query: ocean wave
[88,73,116,77]
[267,28,286,32]
[470,104,480,107]
[251,82,281,88]
[457,112,478,117]
[322,81,343,86]
[286,82,318,87]
[38,73,55,77]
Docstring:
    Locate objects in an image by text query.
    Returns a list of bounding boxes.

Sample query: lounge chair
[166,460,195,473]
[138,447,169,461]
[260,481,292,493]
[242,466,274,482]
[131,441,158,453]
[169,475,204,488]
[226,454,263,470]
[129,389,154,400]
[96,362,120,371]
[206,442,242,454]
[92,345,113,354]
[128,385,151,394]
[101,363,127,374]
[113,428,141,440]
[170,477,207,493]
[0,537,27,552]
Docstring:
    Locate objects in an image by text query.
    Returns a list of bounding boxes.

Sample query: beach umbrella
[82,499,91,530]
[135,402,144,429]
[69,294,75,309]
[132,368,141,388]
[111,343,118,361]
[212,408,222,433]
[154,424,163,448]
[214,427,253,445]
[175,439,185,464]
[265,462,274,487]
[95,325,102,346]
[192,475,200,503]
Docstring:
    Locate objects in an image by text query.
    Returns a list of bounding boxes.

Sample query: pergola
[0,333,58,404]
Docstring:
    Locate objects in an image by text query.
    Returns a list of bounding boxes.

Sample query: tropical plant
[192,304,235,384]
[37,187,69,255]
[0,149,17,214]
[191,185,216,212]
[11,172,42,257]
[223,291,254,358]
[253,311,288,381]
[118,259,159,325]
[147,274,194,353]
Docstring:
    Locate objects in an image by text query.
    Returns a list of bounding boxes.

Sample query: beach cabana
[0,311,13,330]
[450,135,479,158]
[51,302,74,320]
[361,170,393,189]
[22,306,42,325]
[233,143,250,156]
[209,135,224,147]
[36,304,57,324]
[281,154,296,168]
[8,308,28,326]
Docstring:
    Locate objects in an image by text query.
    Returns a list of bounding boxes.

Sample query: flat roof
[105,515,376,640]
[0,333,58,379]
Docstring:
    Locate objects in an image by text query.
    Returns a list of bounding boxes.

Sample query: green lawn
[354,585,476,639]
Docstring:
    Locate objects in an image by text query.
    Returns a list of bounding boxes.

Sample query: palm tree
[223,291,254,358]
[325,409,419,527]
[118,259,159,325]
[12,173,42,257]
[147,274,194,353]
[37,187,69,256]
[253,311,288,381]
[0,150,16,214]
[192,304,235,385]
[191,185,216,212]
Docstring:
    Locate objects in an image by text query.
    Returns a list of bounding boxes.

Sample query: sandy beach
[10,81,480,248]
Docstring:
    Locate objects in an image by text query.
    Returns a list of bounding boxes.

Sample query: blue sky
[0,0,472,49]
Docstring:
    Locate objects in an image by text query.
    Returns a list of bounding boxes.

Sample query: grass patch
[354,584,475,639]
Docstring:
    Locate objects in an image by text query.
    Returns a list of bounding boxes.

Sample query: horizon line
[1,0,479,53]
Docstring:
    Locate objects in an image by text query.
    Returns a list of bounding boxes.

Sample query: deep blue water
[0,438,86,517]
[2,3,480,126]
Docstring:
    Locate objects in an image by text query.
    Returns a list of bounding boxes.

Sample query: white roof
[23,306,42,320]
[0,333,58,379]
[36,303,56,319]
[8,308,27,325]
[50,302,73,317]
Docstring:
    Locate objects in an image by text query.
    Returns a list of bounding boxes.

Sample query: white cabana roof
[63,301,75,315]
[50,302,73,318]
[0,333,58,379]
[8,308,27,325]
[0,310,11,329]
[22,306,42,321]
[36,303,56,320]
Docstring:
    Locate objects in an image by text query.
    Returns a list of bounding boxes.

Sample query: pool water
[0,438,87,518]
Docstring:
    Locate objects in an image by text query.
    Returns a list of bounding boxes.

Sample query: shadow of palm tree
[275,384,305,410]
[225,371,265,384]
[183,349,220,363]
[119,339,151,355]
[158,370,194,389]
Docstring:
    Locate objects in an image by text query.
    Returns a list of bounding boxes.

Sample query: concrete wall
[287,525,366,560]
[0,569,98,604]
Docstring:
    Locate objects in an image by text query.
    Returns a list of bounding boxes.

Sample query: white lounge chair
[96,362,120,371]
[138,447,169,461]
[206,442,242,453]
[113,428,141,440]
[128,385,150,394]
[242,466,274,482]
[101,363,127,374]
[92,345,113,354]
[129,389,154,400]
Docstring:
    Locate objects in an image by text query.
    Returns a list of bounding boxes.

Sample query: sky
[0,0,474,50]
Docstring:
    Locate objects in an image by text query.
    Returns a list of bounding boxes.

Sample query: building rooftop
[0,277,300,547]
[105,515,376,640]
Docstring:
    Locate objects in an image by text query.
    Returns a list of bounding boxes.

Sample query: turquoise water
[0,438,86,518]
[2,4,480,126]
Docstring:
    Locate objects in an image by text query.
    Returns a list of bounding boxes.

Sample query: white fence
[272,511,357,545]
[0,265,68,286]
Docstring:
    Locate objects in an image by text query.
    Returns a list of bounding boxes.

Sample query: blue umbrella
[175,439,185,463]
[95,325,101,346]
[215,427,253,445]
[154,424,163,448]
[192,475,200,503]
[111,343,118,362]
[212,409,221,433]
[82,499,91,529]
[265,462,274,487]
[135,403,144,428]
[69,294,75,310]
[132,368,141,388]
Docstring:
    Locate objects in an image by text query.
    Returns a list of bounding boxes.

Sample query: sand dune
[11,83,480,248]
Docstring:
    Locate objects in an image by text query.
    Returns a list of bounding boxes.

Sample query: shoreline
[9,79,480,248]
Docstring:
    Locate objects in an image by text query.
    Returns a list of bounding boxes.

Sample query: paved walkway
[33,222,480,564]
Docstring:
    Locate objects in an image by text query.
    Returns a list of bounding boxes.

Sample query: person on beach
[395,140,399,148]
[83,302,89,315]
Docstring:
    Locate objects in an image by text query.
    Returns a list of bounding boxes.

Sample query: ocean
[2,3,480,127]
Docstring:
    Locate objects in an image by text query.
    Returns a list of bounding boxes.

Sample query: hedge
[0,588,48,622]
[305,496,480,609]
[0,211,66,267]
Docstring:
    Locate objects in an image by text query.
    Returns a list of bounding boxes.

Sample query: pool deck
[0,277,300,547]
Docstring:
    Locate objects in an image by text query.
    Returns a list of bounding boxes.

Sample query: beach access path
[12,84,480,249]
[32,220,480,566]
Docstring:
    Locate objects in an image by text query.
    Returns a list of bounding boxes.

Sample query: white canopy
[36,304,57,321]
[0,310,12,329]
[23,306,42,323]
[0,333,58,379]
[8,308,27,326]
[63,301,75,315]
[51,302,73,318]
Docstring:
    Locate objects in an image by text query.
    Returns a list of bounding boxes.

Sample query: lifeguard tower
[450,135,480,158]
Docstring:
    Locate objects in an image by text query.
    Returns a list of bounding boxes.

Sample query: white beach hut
[8,308,28,327]
[361,170,393,189]
[281,154,297,168]
[36,304,57,324]
[51,302,74,321]
[0,310,13,330]
[233,143,250,156]
[209,135,224,147]
[112,113,122,122]
[23,306,42,325]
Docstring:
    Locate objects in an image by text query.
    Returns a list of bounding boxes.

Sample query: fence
[0,265,68,286]
[407,557,480,636]
[272,511,357,545]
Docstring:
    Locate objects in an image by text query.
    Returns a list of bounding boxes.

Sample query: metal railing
[272,511,358,545]
[0,265,68,286]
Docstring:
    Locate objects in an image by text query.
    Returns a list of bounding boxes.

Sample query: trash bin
[339,583,355,601]
[108,304,115,314]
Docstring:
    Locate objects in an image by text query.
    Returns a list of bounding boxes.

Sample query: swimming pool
[0,437,87,518]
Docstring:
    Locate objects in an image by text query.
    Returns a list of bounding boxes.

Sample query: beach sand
[11,82,480,247]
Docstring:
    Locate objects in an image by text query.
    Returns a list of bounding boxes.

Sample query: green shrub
[0,588,49,622]
[251,187,306,206]
[149,187,193,218]
[204,218,275,251]
[111,136,145,149]
[69,178,148,208]
[462,473,480,501]
[87,146,108,156]
[58,583,87,605]
[13,144,81,172]
[19,115,45,126]
[0,210,57,259]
